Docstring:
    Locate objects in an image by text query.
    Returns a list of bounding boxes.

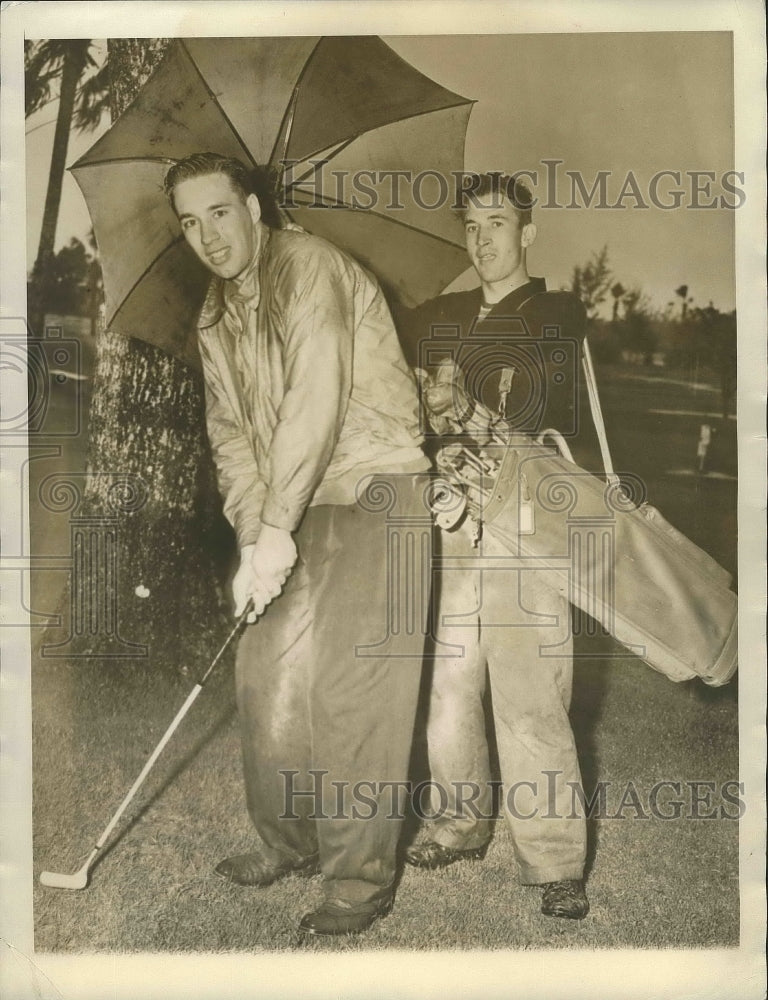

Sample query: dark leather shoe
[541,879,589,919]
[298,896,393,936]
[214,852,319,887]
[404,840,487,869]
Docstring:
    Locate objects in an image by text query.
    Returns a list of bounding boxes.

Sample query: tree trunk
[87,257,101,336]
[105,38,170,119]
[69,38,235,674]
[28,41,88,336]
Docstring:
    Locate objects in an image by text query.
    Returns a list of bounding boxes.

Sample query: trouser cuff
[322,877,395,905]
[519,862,585,885]
[426,818,492,852]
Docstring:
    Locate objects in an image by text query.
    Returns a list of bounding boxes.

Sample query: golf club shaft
[93,684,203,850]
[87,607,252,855]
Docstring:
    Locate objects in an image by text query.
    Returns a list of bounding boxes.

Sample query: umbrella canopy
[72,36,475,367]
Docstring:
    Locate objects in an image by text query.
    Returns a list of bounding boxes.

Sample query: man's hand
[415,362,494,446]
[233,526,298,622]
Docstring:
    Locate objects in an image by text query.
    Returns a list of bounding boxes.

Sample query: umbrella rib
[286,140,353,187]
[71,42,182,172]
[288,193,467,251]
[288,99,476,176]
[71,155,180,170]
[106,234,194,328]
[179,40,256,167]
[267,37,324,168]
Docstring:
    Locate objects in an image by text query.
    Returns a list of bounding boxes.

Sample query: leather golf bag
[432,435,737,687]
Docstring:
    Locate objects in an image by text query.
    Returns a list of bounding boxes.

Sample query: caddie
[399,171,601,919]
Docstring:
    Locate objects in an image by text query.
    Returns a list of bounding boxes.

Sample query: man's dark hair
[458,172,534,226]
[163,153,283,228]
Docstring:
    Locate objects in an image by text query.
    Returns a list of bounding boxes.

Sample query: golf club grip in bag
[470,437,737,686]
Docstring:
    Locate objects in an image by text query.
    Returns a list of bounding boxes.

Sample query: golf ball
[135,584,150,599]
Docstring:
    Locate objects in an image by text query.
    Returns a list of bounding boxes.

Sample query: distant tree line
[569,246,736,417]
[28,234,103,331]
[25,39,109,336]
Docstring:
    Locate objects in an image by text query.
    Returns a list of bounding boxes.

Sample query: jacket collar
[481,276,547,315]
[198,225,270,330]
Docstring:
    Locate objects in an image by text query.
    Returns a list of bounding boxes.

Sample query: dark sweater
[398,279,602,470]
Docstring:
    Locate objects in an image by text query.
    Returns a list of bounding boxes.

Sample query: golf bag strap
[581,336,620,487]
[515,290,617,487]
[535,427,575,464]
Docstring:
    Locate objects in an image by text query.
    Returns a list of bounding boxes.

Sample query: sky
[25,32,737,315]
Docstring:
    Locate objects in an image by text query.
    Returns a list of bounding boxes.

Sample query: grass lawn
[31,362,740,953]
[31,647,739,952]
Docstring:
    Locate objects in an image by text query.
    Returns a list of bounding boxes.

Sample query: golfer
[164,153,430,936]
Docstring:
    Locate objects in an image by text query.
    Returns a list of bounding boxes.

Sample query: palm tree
[25,40,109,334]
[610,281,625,322]
[75,38,230,671]
[674,284,691,321]
[570,245,612,320]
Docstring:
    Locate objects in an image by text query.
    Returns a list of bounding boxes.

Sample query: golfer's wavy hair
[163,153,283,228]
[458,172,534,226]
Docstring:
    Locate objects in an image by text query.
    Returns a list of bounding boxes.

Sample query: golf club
[40,603,252,890]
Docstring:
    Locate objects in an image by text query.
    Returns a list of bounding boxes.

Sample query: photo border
[2,3,765,998]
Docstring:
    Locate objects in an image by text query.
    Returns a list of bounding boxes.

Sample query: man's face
[173,172,261,281]
[463,192,530,288]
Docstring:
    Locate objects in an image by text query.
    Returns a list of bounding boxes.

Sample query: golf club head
[39,867,90,890]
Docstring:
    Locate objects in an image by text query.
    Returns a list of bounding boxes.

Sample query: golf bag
[432,434,737,687]
[419,325,737,687]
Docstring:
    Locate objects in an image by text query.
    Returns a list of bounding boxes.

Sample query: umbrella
[71,36,475,367]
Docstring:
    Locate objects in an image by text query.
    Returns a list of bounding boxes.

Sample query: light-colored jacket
[197,225,429,546]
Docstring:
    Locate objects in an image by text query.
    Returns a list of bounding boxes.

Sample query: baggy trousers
[235,474,429,904]
[424,521,587,885]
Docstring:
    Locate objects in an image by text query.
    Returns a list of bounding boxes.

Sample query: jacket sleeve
[260,247,354,531]
[391,301,422,371]
[197,329,266,547]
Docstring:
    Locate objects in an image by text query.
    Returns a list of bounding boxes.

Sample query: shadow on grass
[91,693,238,877]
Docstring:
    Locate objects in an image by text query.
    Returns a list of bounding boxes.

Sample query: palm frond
[73,63,111,131]
[24,41,65,116]
[24,39,103,122]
